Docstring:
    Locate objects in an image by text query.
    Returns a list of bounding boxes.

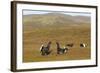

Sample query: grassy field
[23,24,91,62]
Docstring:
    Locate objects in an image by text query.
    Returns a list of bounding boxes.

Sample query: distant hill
[23,13,91,28]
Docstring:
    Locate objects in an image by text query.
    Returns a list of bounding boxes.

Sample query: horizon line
[23,10,91,17]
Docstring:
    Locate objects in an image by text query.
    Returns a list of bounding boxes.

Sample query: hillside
[23,13,91,28]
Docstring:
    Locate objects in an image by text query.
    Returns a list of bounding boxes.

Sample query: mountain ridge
[23,13,91,28]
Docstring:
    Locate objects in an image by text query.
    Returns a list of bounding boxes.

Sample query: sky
[23,10,91,16]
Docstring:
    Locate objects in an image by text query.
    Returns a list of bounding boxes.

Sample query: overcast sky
[23,10,91,16]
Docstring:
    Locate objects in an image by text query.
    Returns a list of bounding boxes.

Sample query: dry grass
[23,24,91,62]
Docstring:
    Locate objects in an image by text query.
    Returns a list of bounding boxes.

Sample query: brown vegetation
[23,13,91,62]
